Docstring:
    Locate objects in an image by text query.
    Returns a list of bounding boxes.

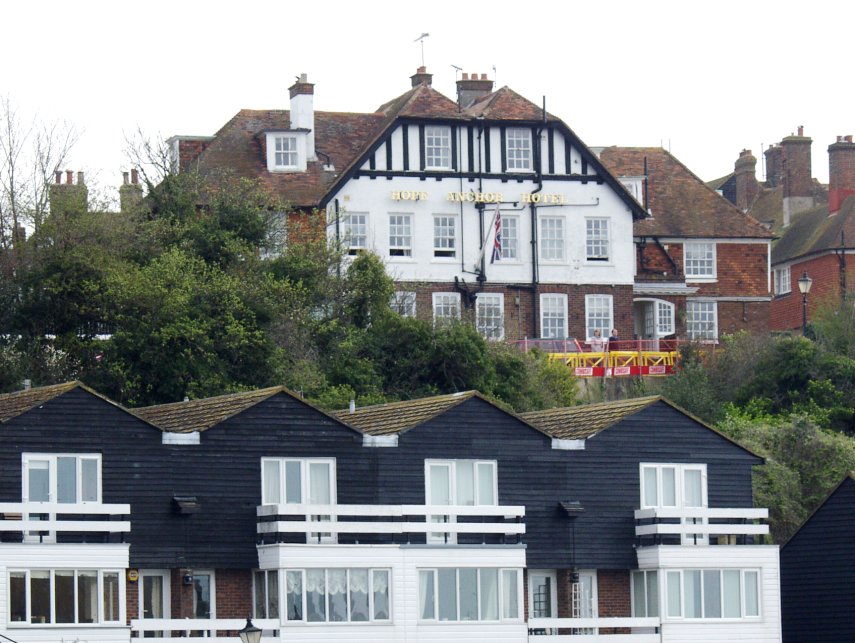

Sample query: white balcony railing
[528,617,660,641]
[634,507,769,544]
[257,503,525,540]
[131,618,279,642]
[0,502,131,536]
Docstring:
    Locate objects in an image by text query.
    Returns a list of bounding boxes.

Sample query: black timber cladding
[781,476,855,643]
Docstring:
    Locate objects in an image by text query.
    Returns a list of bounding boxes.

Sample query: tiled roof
[521,396,660,439]
[333,391,479,436]
[378,84,466,120]
[0,381,80,423]
[599,147,772,238]
[464,86,557,121]
[772,197,855,264]
[193,109,386,207]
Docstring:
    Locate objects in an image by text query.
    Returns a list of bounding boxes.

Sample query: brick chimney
[780,126,814,226]
[120,168,144,213]
[456,72,493,108]
[49,169,88,216]
[410,66,432,87]
[289,73,315,160]
[764,144,783,187]
[828,135,855,214]
[734,149,758,211]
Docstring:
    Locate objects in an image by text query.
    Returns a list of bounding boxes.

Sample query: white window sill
[387,257,417,263]
[685,276,717,283]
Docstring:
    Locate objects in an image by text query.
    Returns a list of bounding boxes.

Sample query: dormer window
[506,128,532,171]
[275,136,298,168]
[264,132,307,172]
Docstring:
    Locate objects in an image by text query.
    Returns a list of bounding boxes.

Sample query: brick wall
[178,139,212,171]
[718,301,769,336]
[126,574,138,625]
[597,570,631,617]
[636,241,680,281]
[734,150,759,211]
[770,253,855,331]
[828,138,855,213]
[781,135,813,199]
[397,282,634,341]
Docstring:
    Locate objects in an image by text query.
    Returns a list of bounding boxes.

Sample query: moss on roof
[521,396,661,439]
[333,391,478,435]
[0,381,80,423]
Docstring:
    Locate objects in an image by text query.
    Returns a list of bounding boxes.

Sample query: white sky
[4,0,852,203]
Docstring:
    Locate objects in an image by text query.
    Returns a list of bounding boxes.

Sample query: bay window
[284,568,390,623]
[665,569,760,619]
[9,569,123,625]
[418,568,521,621]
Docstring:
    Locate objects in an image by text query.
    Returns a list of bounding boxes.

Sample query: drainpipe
[529,98,547,336]
[334,198,341,279]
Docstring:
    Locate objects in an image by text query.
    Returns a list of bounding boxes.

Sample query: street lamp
[238,617,262,643]
[797,271,813,336]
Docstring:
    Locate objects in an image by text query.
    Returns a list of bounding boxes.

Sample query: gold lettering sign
[390,191,568,204]
[390,191,428,201]
[446,192,504,203]
[521,193,567,204]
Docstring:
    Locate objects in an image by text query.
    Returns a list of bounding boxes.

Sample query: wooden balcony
[528,617,661,641]
[0,502,130,542]
[635,507,769,546]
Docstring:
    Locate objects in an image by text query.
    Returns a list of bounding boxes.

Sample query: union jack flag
[490,207,502,263]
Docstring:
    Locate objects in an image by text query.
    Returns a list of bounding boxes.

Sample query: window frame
[500,214,520,261]
[505,128,533,172]
[432,292,461,325]
[686,300,718,341]
[773,265,791,296]
[252,570,280,620]
[391,291,416,318]
[342,212,368,255]
[684,242,717,280]
[261,458,337,506]
[432,214,457,259]
[274,135,299,169]
[639,463,708,510]
[22,453,102,505]
[631,570,659,619]
[425,125,452,170]
[585,294,614,341]
[585,218,611,262]
[8,568,125,627]
[388,213,413,258]
[539,216,566,263]
[476,293,505,340]
[664,569,762,621]
[283,568,392,624]
[540,293,568,339]
[418,567,522,623]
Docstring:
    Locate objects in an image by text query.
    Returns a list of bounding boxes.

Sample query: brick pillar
[215,570,253,618]
[734,149,759,211]
[781,128,814,224]
[828,135,855,213]
[126,573,139,626]
[598,570,632,635]
[764,144,783,187]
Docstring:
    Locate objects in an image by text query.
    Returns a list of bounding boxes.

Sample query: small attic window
[265,132,307,173]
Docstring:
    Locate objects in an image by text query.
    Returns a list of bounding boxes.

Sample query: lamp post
[238,617,262,643]
[797,271,813,336]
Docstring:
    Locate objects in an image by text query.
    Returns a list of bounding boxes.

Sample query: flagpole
[474,202,501,270]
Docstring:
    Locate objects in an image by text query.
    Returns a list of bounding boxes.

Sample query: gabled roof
[772,197,855,264]
[192,109,386,207]
[464,86,557,121]
[521,395,763,459]
[332,390,549,438]
[133,386,360,434]
[599,147,772,238]
[377,84,465,120]
[0,381,81,423]
[521,396,661,439]
[783,472,855,547]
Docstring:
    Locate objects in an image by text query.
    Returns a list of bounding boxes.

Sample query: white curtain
[349,570,369,622]
[285,571,303,621]
[502,570,519,619]
[309,463,331,504]
[262,461,280,504]
[456,461,475,506]
[480,569,498,620]
[327,570,347,622]
[373,571,390,620]
[419,570,435,620]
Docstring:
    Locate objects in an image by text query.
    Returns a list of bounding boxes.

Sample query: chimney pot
[417,66,426,73]
[131,168,139,184]
[462,73,469,80]
[66,170,73,184]
[481,73,488,80]
[846,135,853,143]
[122,171,129,185]
[77,171,84,185]
[798,125,804,136]
[55,171,62,184]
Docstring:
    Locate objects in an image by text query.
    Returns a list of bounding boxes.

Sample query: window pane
[328,569,347,622]
[703,570,721,618]
[254,571,266,618]
[429,465,451,505]
[419,570,435,620]
[285,461,301,504]
[57,457,77,504]
[646,571,659,617]
[723,570,741,617]
[349,569,369,622]
[308,462,331,504]
[263,461,281,504]
[456,461,474,506]
[661,467,676,507]
[531,575,552,618]
[10,572,26,622]
[477,462,496,505]
[286,571,303,621]
[632,572,646,617]
[78,571,98,623]
[103,572,120,622]
[643,467,658,506]
[31,570,51,623]
[267,571,279,619]
[684,469,703,507]
[438,569,457,621]
[683,571,701,618]
[373,570,390,620]
[55,570,75,623]
[81,459,98,502]
[459,568,478,621]
[744,571,759,617]
[306,570,325,622]
[667,571,682,617]
[501,570,519,619]
[193,574,211,619]
[479,569,498,621]
[28,460,50,502]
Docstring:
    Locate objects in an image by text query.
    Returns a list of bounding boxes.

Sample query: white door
[573,571,598,634]
[140,571,170,638]
[528,570,558,634]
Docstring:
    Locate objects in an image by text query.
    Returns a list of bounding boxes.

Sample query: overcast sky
[4,0,851,203]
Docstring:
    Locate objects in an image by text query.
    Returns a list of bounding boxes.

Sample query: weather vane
[414,33,429,67]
